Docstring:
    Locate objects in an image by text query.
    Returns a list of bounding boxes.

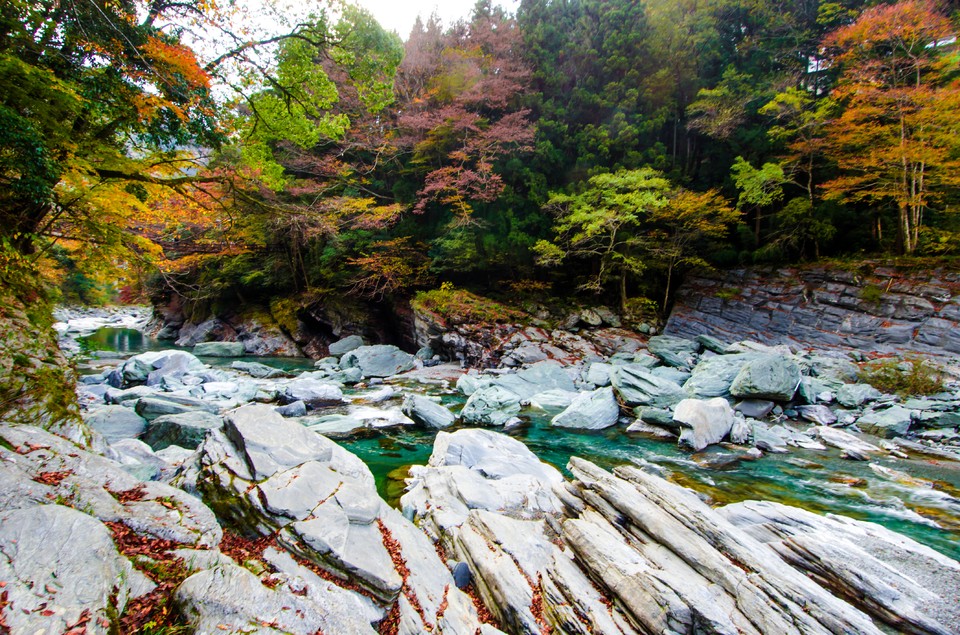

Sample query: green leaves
[730,156,785,210]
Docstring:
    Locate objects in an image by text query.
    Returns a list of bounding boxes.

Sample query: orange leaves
[143,36,211,91]
[348,237,432,299]
[825,0,952,61]
[820,0,960,253]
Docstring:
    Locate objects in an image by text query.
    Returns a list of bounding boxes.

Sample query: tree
[536,169,670,312]
[821,0,960,254]
[642,188,738,308]
[730,156,786,245]
[536,168,738,311]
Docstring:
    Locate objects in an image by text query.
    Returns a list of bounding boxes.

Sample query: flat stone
[231,360,289,378]
[812,426,882,455]
[224,404,336,480]
[856,405,914,438]
[193,341,246,357]
[340,345,415,378]
[734,399,774,419]
[134,395,219,421]
[528,389,579,410]
[402,393,455,429]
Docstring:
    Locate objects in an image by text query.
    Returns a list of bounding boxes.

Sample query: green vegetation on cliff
[0,251,83,436]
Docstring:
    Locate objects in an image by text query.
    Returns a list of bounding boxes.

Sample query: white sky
[354,0,518,39]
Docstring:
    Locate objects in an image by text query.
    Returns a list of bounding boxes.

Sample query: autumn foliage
[3,0,960,314]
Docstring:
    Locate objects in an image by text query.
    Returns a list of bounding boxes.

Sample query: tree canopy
[2,0,958,313]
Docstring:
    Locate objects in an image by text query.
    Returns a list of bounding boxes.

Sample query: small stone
[734,400,775,419]
[837,384,882,408]
[275,400,307,417]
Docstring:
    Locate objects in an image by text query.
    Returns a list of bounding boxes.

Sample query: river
[78,327,960,561]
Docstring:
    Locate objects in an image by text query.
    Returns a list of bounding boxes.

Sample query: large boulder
[195,404,484,631]
[328,334,365,357]
[551,387,620,430]
[401,393,455,429]
[563,459,887,635]
[491,361,576,401]
[673,397,735,451]
[120,350,205,386]
[220,404,336,480]
[721,500,960,635]
[460,385,522,426]
[340,345,415,378]
[145,351,206,386]
[142,411,223,450]
[837,383,882,408]
[83,404,148,442]
[193,341,246,357]
[729,355,801,401]
[0,505,145,635]
[402,429,565,535]
[610,364,685,408]
[683,354,758,398]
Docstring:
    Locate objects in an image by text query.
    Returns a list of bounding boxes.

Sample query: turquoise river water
[78,329,960,561]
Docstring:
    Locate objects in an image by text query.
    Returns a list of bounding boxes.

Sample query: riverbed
[77,327,960,561]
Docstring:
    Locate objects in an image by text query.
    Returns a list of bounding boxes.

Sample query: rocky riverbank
[665,262,960,356]
[3,306,958,632]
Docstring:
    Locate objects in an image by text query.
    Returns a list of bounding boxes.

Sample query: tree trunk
[620,269,628,316]
[663,263,673,313]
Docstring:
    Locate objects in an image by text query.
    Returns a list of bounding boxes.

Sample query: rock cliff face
[665,263,960,355]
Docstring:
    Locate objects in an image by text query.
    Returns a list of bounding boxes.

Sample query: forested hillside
[2,0,959,316]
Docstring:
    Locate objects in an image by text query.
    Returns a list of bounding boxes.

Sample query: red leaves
[0,589,9,629]
[105,521,186,563]
[118,584,182,633]
[15,443,49,454]
[63,608,91,635]
[219,530,276,565]
[397,10,534,220]
[32,470,71,486]
[111,485,147,503]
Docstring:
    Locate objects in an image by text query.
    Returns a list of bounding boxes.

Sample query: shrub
[412,286,525,325]
[858,284,884,304]
[859,357,944,396]
[715,287,741,301]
